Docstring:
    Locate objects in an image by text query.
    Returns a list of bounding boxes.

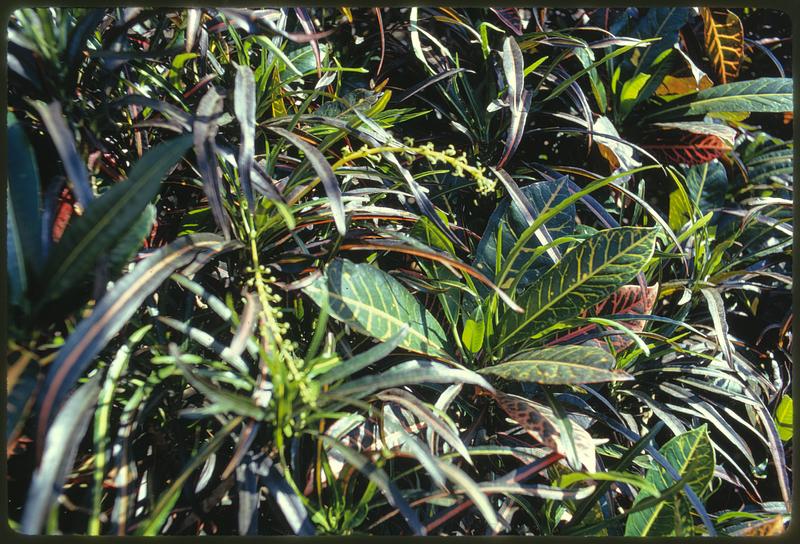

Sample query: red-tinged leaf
[593,283,659,350]
[550,283,658,351]
[491,8,523,36]
[52,186,75,242]
[490,390,561,452]
[641,129,732,166]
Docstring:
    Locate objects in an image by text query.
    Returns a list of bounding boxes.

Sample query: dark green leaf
[40,135,193,304]
[36,234,237,449]
[7,111,42,274]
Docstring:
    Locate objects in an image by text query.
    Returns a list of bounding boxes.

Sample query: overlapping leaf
[701,8,744,84]
[496,227,657,351]
[480,345,630,384]
[625,425,715,536]
[304,258,451,359]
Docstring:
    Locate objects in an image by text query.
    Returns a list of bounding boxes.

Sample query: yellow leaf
[702,8,744,84]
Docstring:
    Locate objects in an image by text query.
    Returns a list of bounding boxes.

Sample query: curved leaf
[497,227,657,350]
[625,425,715,536]
[29,99,94,206]
[22,373,103,534]
[304,258,451,359]
[36,234,237,452]
[325,359,493,401]
[269,126,345,235]
[480,345,630,384]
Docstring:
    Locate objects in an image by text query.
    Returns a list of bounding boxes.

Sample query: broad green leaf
[39,135,193,305]
[304,258,451,359]
[7,111,42,274]
[462,315,485,354]
[480,345,631,384]
[36,234,236,447]
[496,227,657,351]
[625,425,715,536]
[644,77,793,121]
[774,395,793,442]
[475,178,576,291]
[619,72,651,118]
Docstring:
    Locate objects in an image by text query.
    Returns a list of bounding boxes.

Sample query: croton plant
[5,6,793,536]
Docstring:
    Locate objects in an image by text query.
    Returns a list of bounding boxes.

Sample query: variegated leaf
[496,228,657,351]
[702,8,744,84]
[480,346,631,384]
[303,258,452,360]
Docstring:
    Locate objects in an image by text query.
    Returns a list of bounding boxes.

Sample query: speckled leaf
[490,391,597,471]
[480,346,630,384]
[497,227,657,351]
[304,258,451,359]
[625,425,715,536]
[491,391,561,452]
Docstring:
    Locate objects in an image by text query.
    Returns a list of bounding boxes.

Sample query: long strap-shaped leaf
[496,227,657,350]
[39,135,193,305]
[29,99,94,207]
[269,126,346,235]
[21,373,103,534]
[193,87,232,239]
[701,8,744,84]
[234,63,257,211]
[36,234,238,458]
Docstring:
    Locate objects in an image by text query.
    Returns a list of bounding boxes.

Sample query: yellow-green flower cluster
[401,138,496,195]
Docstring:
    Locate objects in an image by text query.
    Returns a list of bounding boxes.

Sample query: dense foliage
[5,7,793,536]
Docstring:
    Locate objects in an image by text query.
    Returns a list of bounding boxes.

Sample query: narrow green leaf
[325,360,493,401]
[269,126,345,235]
[36,234,237,450]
